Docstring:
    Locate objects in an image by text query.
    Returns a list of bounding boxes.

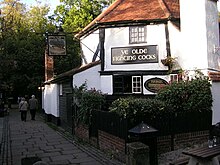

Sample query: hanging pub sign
[111,45,158,64]
[144,78,168,93]
[48,35,66,56]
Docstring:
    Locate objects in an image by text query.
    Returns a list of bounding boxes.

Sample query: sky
[20,0,61,14]
[20,0,220,12]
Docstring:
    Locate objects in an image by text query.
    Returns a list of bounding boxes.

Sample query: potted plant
[161,56,176,72]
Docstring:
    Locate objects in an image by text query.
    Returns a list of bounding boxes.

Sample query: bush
[155,77,212,113]
[109,73,213,121]
[109,97,172,124]
[73,83,105,125]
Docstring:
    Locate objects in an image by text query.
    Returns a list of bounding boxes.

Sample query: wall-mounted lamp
[213,45,220,54]
[38,86,45,91]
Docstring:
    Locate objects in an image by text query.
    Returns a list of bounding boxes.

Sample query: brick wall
[157,130,209,154]
[44,52,54,81]
[157,135,172,153]
[174,130,209,150]
[98,130,126,162]
[74,125,209,163]
[75,124,90,143]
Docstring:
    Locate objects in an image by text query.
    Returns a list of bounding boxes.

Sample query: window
[113,75,142,94]
[129,26,146,44]
[132,76,142,93]
[170,74,183,83]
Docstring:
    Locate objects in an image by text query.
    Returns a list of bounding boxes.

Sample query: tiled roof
[209,72,220,82]
[76,0,180,37]
[99,0,179,22]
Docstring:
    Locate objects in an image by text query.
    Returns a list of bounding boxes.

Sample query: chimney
[45,50,54,81]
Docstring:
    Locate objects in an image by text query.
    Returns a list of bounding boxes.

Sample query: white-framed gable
[104,24,168,71]
[80,29,100,65]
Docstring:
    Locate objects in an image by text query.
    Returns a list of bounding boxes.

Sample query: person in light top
[19,97,28,122]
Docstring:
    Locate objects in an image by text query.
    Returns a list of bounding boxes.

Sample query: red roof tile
[99,0,178,22]
[76,0,180,37]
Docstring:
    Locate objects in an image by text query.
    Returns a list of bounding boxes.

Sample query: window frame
[113,75,142,94]
[132,76,142,94]
[129,26,147,44]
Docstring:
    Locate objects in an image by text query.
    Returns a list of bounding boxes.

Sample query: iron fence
[90,110,212,140]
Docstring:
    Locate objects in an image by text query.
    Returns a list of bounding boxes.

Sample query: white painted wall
[206,0,220,70]
[80,29,100,65]
[180,0,207,70]
[100,75,113,95]
[211,82,220,124]
[43,84,59,117]
[104,24,168,71]
[73,64,101,90]
[180,0,219,124]
[168,21,182,70]
[180,0,219,71]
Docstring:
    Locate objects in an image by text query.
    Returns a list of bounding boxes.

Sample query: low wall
[74,124,90,143]
[157,130,209,153]
[99,130,126,162]
[74,124,209,163]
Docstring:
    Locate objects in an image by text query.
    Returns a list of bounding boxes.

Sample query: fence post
[126,142,150,165]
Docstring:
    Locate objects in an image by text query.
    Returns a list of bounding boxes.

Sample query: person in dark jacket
[28,95,38,120]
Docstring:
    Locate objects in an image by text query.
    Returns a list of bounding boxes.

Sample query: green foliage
[0,0,81,98]
[54,0,114,33]
[73,83,105,125]
[0,0,51,98]
[109,97,172,123]
[0,30,46,97]
[155,74,212,112]
[109,73,213,120]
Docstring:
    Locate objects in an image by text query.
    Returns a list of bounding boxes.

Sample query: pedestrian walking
[29,95,38,120]
[19,97,28,122]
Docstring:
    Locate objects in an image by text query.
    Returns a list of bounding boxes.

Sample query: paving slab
[0,106,124,165]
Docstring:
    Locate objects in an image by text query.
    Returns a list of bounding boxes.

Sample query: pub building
[73,0,220,123]
[43,0,220,135]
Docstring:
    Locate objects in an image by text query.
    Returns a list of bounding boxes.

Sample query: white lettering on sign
[111,46,158,64]
[113,54,156,62]
[138,54,156,60]
[132,48,148,55]
[121,49,129,55]
[113,55,137,62]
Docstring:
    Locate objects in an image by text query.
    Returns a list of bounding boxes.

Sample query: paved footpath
[0,106,124,165]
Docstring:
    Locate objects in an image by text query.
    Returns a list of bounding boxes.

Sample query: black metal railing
[90,110,212,139]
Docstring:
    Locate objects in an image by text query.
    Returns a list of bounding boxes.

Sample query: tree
[0,0,52,99]
[0,0,111,102]
[53,0,114,33]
